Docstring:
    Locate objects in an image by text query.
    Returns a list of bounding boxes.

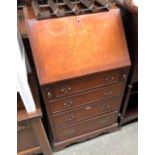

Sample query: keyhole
[77,18,80,24]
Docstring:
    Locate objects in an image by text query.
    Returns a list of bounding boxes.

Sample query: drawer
[50,83,124,114]
[43,68,128,99]
[53,96,122,128]
[55,111,118,141]
[17,121,31,131]
[17,121,39,152]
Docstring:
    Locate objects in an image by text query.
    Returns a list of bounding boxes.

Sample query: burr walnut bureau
[25,6,131,151]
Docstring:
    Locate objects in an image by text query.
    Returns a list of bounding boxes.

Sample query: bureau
[25,6,131,151]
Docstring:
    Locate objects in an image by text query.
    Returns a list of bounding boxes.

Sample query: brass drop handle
[105,76,114,82]
[85,106,92,110]
[105,77,109,81]
[104,90,112,96]
[66,128,75,134]
[111,76,114,80]
[100,119,109,124]
[60,86,72,93]
[47,91,53,98]
[102,104,110,109]
[122,73,127,80]
[64,100,73,107]
[65,115,74,121]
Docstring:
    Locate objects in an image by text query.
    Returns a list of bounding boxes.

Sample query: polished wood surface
[52,97,122,128]
[25,7,130,85]
[41,68,129,150]
[42,67,128,99]
[48,82,125,113]
[55,111,118,141]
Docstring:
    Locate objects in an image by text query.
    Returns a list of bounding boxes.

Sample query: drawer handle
[100,119,109,124]
[60,86,72,93]
[102,104,110,109]
[104,76,115,82]
[65,128,75,135]
[111,76,114,80]
[85,106,92,110]
[122,73,127,80]
[65,115,74,121]
[64,101,73,107]
[47,91,53,98]
[104,90,112,96]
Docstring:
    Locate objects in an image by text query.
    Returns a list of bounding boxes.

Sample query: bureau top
[25,7,130,85]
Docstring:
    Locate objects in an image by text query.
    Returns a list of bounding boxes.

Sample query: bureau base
[52,123,119,151]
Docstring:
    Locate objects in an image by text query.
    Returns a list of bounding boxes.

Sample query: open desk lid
[25,7,131,85]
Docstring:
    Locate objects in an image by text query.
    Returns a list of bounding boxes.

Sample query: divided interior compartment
[32,0,112,19]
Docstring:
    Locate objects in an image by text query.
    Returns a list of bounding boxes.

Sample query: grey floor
[54,122,138,155]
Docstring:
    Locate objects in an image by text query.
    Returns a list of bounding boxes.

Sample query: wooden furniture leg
[31,119,53,155]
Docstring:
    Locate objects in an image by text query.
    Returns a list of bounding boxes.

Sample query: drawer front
[17,121,31,131]
[17,121,39,152]
[53,96,122,128]
[55,111,118,141]
[50,83,124,114]
[43,68,128,99]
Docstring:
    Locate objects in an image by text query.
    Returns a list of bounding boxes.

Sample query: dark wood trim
[120,112,138,125]
[17,146,42,155]
[31,119,53,155]
[118,1,138,126]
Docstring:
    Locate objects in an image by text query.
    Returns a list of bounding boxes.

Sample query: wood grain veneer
[25,7,130,85]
